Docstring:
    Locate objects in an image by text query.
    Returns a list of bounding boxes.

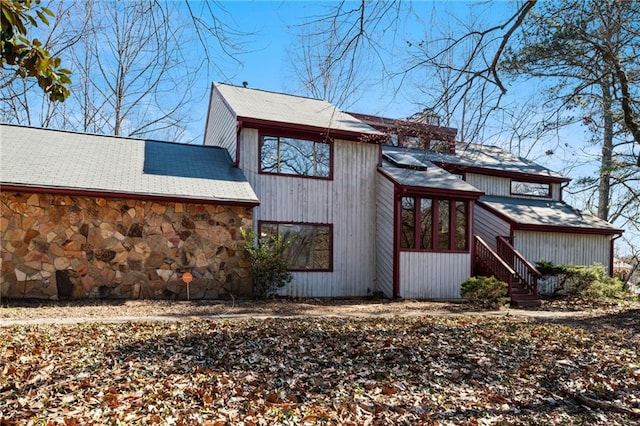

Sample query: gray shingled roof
[479,195,621,232]
[385,143,567,181]
[0,124,259,205]
[442,143,567,179]
[379,157,483,195]
[215,83,382,136]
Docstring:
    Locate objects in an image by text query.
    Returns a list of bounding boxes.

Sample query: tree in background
[1,0,72,102]
[0,0,248,142]
[502,0,640,224]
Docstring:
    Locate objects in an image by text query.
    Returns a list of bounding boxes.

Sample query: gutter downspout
[234,120,243,168]
[560,181,570,202]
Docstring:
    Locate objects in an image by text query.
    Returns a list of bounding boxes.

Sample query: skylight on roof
[383,152,429,171]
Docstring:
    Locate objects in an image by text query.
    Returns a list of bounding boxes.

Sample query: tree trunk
[597,79,614,221]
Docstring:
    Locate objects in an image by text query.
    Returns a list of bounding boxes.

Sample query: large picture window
[260,135,331,178]
[511,180,551,198]
[259,222,332,271]
[401,196,469,252]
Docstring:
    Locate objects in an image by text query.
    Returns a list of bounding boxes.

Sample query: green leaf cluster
[241,229,293,298]
[1,0,71,101]
[460,276,509,309]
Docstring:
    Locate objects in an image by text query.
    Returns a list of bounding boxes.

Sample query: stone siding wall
[1,191,253,300]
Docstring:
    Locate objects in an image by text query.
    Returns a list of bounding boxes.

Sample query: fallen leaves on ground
[1,310,639,425]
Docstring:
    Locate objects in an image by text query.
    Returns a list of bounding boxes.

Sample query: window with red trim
[401,197,469,252]
[260,135,331,178]
[259,222,332,271]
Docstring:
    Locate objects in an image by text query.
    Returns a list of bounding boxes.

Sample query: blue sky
[184,1,518,137]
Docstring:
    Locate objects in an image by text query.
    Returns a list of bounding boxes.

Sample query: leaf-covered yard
[1,304,639,425]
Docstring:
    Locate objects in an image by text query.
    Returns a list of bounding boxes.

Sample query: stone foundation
[1,191,253,300]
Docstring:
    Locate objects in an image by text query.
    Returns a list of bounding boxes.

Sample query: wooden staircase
[509,279,541,307]
[474,236,541,307]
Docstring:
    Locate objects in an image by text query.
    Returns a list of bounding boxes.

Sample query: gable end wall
[204,87,237,159]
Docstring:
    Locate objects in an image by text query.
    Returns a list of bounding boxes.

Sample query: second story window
[260,135,331,178]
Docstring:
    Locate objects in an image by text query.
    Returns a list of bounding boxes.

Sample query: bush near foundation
[460,276,509,309]
[536,260,625,300]
[241,230,292,298]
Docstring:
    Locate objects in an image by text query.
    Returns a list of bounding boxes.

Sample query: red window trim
[400,196,470,253]
[258,131,334,181]
[258,221,334,272]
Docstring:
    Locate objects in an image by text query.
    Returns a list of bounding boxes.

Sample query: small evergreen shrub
[460,276,509,309]
[536,260,625,300]
[241,229,292,298]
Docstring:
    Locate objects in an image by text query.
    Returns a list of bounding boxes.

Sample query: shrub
[241,229,292,298]
[460,276,509,309]
[536,260,625,300]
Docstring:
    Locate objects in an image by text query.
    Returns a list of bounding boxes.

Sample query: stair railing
[474,235,515,295]
[496,236,540,297]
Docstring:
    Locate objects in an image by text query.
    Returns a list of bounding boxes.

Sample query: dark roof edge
[239,116,383,144]
[0,184,260,207]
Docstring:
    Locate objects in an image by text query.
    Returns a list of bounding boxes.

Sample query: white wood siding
[203,90,237,159]
[375,173,395,298]
[474,204,511,251]
[466,173,561,201]
[240,128,379,297]
[399,252,470,299]
[514,231,611,270]
[466,174,510,197]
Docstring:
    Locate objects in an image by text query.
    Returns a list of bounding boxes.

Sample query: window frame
[510,180,552,198]
[400,196,470,253]
[258,132,334,180]
[258,221,333,272]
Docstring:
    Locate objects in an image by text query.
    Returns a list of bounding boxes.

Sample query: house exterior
[205,84,622,304]
[1,84,623,303]
[0,124,258,300]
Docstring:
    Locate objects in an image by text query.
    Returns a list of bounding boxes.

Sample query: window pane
[437,200,450,250]
[260,223,277,238]
[260,136,279,173]
[313,142,330,177]
[511,181,550,197]
[420,198,433,249]
[401,197,415,249]
[260,136,331,178]
[269,223,331,270]
[455,201,467,250]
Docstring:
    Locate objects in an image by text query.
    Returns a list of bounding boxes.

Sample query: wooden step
[510,294,542,308]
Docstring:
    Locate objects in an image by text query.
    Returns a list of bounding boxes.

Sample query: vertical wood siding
[399,252,470,299]
[474,204,511,250]
[465,174,510,197]
[514,231,612,271]
[375,173,395,298]
[203,91,237,159]
[240,129,379,297]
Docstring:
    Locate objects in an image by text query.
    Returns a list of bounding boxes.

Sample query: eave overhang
[0,184,261,208]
